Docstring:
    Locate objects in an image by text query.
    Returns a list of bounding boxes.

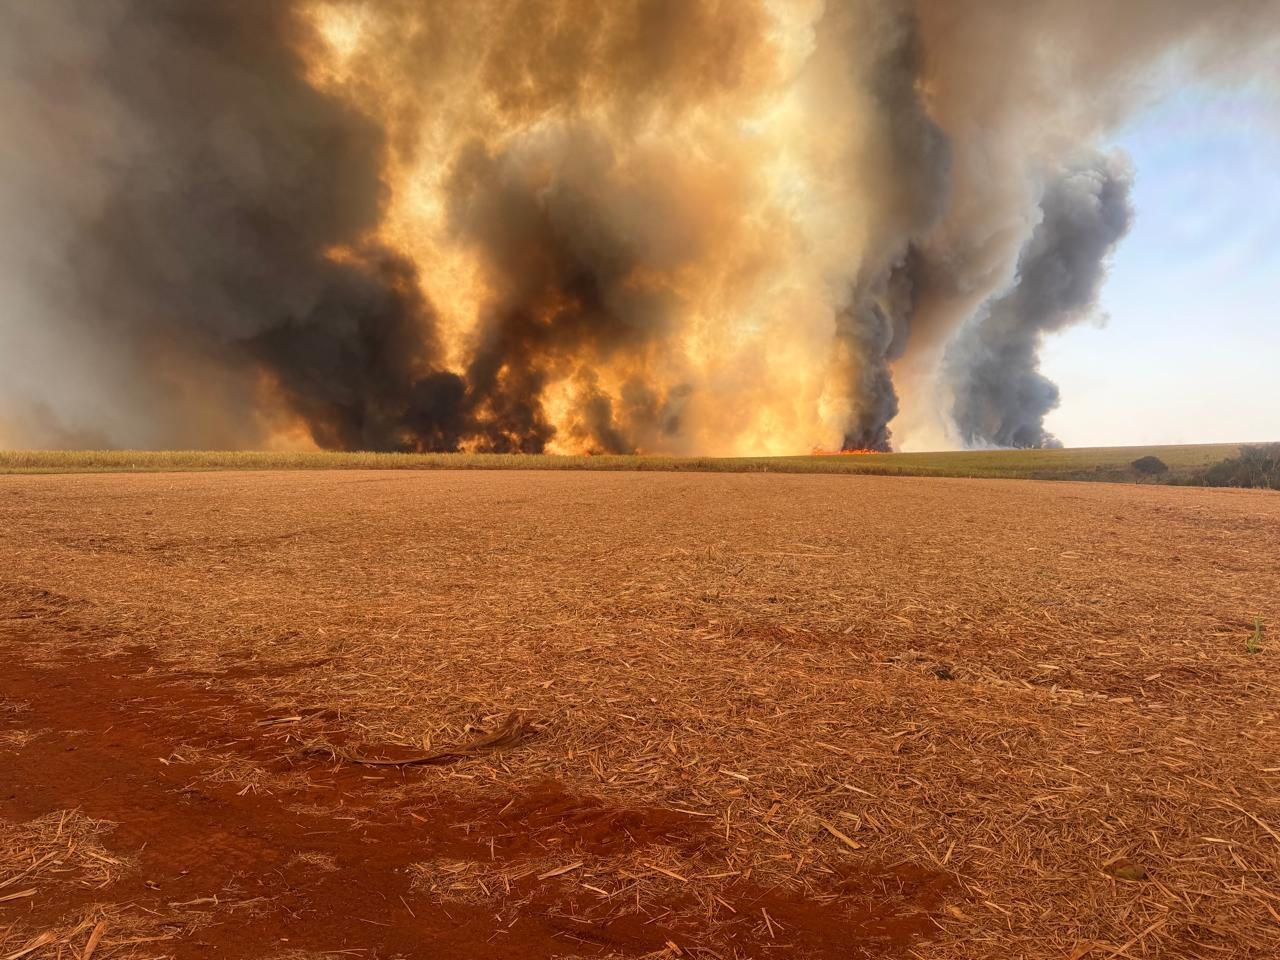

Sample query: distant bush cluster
[1198,444,1280,490]
[1131,455,1169,476]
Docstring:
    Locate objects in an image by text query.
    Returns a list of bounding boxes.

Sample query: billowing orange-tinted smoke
[1,1,1276,452]
[295,0,944,455]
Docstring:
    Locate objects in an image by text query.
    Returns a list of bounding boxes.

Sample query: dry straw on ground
[0,811,127,894]
[0,814,190,960]
[1,469,1278,958]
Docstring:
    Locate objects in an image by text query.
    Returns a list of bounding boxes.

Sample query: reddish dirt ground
[2,470,1278,959]
[0,643,944,959]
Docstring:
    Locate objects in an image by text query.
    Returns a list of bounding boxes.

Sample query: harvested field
[1,470,1278,959]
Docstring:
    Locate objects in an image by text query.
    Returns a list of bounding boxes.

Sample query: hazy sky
[1042,84,1280,447]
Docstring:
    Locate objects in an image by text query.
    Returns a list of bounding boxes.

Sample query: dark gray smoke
[836,250,927,450]
[946,154,1134,448]
[0,2,469,450]
[891,0,1280,448]
[823,4,949,451]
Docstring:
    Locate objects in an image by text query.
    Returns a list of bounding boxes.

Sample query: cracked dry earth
[1,470,1278,959]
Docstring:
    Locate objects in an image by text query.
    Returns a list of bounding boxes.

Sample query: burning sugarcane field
[1,3,1279,959]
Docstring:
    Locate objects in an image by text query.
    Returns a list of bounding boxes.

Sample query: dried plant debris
[1,470,1278,958]
[0,812,130,892]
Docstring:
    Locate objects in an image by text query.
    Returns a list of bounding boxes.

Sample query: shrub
[1200,443,1280,490]
[1131,455,1169,476]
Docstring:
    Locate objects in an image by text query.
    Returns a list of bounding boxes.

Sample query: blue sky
[1041,85,1280,446]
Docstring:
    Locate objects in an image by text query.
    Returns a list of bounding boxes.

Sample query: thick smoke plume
[948,155,1134,448]
[0,3,446,450]
[0,1,1276,453]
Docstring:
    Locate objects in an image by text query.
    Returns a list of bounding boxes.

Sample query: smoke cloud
[947,154,1134,448]
[0,1,1276,453]
[892,0,1280,447]
[0,2,442,449]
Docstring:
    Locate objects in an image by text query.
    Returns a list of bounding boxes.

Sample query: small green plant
[1247,618,1264,654]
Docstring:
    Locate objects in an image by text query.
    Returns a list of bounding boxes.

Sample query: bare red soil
[0,626,944,959]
